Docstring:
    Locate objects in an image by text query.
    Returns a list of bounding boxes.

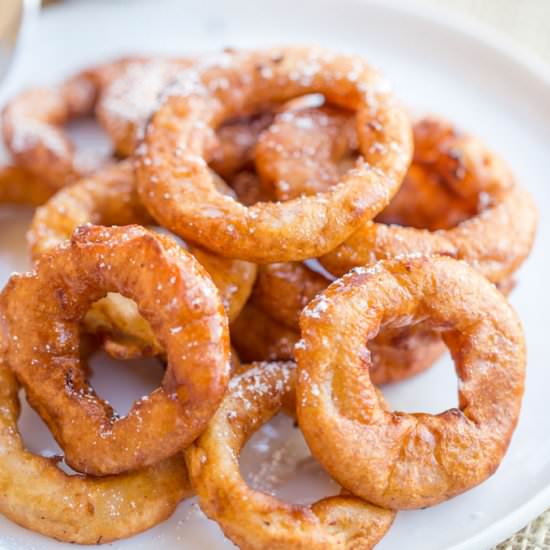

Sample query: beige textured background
[418,3,550,548]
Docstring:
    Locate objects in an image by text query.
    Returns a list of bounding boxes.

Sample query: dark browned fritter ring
[1,225,230,475]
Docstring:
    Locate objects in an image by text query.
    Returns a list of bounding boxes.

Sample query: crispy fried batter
[136,47,412,262]
[0,350,191,543]
[230,303,299,363]
[296,256,526,509]
[1,225,230,475]
[28,161,256,358]
[186,362,395,549]
[0,165,57,206]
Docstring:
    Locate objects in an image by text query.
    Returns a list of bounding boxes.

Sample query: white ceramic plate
[0,1,549,549]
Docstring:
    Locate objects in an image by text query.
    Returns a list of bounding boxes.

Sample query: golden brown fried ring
[28,161,256,358]
[2,57,143,188]
[186,362,395,549]
[136,47,412,262]
[1,225,230,475]
[296,256,526,509]
[0,165,57,206]
[230,303,299,363]
[257,108,536,281]
[251,262,445,384]
[0,351,191,544]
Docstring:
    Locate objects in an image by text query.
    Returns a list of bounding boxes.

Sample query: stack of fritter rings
[0,47,537,548]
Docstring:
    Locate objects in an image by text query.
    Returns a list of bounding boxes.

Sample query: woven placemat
[419,2,550,547]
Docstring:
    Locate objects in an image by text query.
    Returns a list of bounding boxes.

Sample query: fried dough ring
[251,262,445,384]
[97,57,274,178]
[0,351,191,544]
[1,225,230,475]
[186,361,395,549]
[257,109,536,281]
[296,256,526,509]
[136,47,412,262]
[28,161,256,359]
[96,58,190,157]
[0,165,57,206]
[2,58,142,188]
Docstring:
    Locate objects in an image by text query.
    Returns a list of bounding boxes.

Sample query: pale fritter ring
[251,262,445,384]
[28,161,256,359]
[136,47,412,262]
[97,57,274,174]
[186,361,395,549]
[0,351,191,544]
[96,58,191,157]
[1,225,230,476]
[296,255,526,509]
[2,58,142,188]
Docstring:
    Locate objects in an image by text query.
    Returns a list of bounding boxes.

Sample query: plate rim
[4,1,550,549]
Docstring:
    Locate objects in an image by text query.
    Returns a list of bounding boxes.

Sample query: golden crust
[256,104,357,201]
[28,161,256,358]
[209,112,275,180]
[251,262,445,384]
[296,255,526,509]
[136,47,412,262]
[256,106,536,282]
[0,352,191,544]
[1,225,230,475]
[186,362,395,549]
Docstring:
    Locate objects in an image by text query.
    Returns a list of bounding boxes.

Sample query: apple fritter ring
[136,46,412,262]
[2,58,143,188]
[186,361,395,549]
[0,350,191,544]
[96,58,191,157]
[27,161,256,359]
[1,225,230,476]
[256,107,536,281]
[296,255,526,509]
[97,57,274,176]
[251,262,445,384]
